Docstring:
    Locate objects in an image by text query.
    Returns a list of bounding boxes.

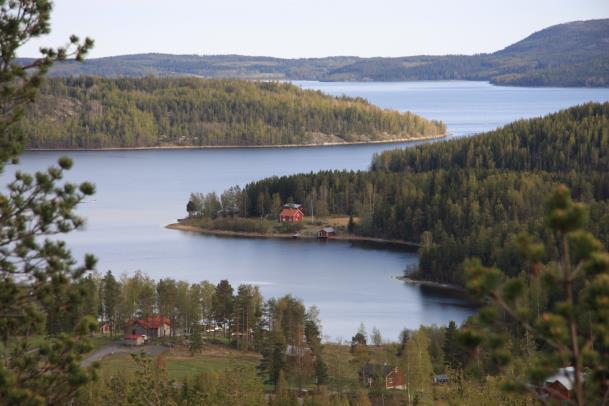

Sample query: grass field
[97,343,261,382]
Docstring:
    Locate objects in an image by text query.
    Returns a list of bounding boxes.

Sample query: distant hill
[22,77,445,149]
[38,19,609,87]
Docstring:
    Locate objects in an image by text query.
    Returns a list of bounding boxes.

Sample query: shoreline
[167,222,471,293]
[165,222,421,249]
[26,133,447,152]
[396,276,466,292]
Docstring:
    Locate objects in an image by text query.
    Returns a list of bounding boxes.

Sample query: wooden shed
[317,227,336,239]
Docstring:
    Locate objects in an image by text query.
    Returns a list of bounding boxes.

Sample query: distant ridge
[29,19,609,87]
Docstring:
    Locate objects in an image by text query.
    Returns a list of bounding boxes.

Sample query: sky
[18,0,609,59]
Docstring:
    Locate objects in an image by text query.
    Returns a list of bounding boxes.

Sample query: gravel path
[81,343,168,367]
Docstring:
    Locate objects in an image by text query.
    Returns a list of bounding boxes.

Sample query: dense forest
[34,19,609,87]
[61,271,535,405]
[202,103,609,285]
[21,77,444,148]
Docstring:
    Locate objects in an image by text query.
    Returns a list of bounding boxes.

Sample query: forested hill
[22,77,445,149]
[371,102,609,173]
[235,103,609,285]
[36,19,609,87]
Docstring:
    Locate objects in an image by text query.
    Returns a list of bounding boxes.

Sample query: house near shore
[125,315,171,339]
[279,203,304,223]
[318,226,336,239]
[360,363,405,390]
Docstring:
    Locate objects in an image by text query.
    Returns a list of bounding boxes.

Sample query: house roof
[283,203,302,209]
[544,367,580,391]
[320,227,335,233]
[133,315,171,329]
[279,207,303,217]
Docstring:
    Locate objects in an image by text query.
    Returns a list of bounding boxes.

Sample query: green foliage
[0,156,100,404]
[270,370,298,406]
[236,103,609,285]
[212,280,234,336]
[0,1,93,169]
[0,2,95,401]
[189,322,203,354]
[442,321,464,371]
[78,354,266,406]
[463,187,609,404]
[22,76,445,148]
[400,330,434,405]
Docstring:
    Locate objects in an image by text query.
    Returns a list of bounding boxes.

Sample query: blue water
[3,81,609,341]
[297,80,609,136]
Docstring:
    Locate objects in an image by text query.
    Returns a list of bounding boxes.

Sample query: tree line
[21,76,445,148]
[57,270,329,387]
[201,103,609,284]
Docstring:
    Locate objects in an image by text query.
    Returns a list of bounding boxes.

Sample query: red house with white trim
[279,204,304,223]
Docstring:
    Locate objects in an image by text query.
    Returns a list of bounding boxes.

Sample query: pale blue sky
[19,0,609,58]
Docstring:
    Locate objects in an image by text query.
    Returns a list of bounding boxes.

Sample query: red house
[361,363,405,390]
[126,315,171,339]
[279,204,304,223]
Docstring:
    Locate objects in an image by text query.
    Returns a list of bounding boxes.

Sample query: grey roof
[320,227,335,233]
[283,203,302,209]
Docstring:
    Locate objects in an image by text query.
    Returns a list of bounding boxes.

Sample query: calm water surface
[4,81,609,340]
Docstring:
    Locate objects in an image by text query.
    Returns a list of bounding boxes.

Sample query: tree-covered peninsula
[185,103,609,286]
[22,77,445,149]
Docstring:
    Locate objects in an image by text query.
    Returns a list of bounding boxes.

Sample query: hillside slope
[39,19,609,87]
[22,77,445,149]
[232,103,609,284]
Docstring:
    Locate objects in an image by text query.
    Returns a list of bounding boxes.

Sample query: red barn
[279,204,304,223]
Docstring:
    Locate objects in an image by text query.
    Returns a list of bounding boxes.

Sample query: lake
[3,81,609,341]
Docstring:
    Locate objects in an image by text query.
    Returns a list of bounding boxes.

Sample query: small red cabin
[279,206,304,223]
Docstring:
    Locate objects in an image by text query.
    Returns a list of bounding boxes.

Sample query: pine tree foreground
[0,1,94,404]
[464,185,609,405]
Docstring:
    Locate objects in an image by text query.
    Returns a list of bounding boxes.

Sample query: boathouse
[318,227,336,239]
